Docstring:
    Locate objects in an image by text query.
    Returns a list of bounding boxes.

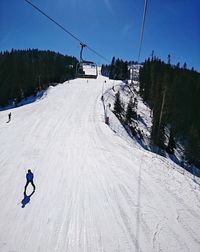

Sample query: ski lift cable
[134,1,148,244]
[25,0,109,63]
[138,0,148,62]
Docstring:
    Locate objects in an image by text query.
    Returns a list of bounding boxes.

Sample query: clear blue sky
[0,0,199,70]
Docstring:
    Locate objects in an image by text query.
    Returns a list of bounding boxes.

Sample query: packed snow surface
[0,75,200,252]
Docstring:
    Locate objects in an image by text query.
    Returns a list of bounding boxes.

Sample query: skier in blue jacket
[24,169,35,193]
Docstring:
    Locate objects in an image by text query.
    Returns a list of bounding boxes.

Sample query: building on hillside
[128,64,142,81]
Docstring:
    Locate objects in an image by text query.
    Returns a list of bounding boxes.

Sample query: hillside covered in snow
[0,75,200,252]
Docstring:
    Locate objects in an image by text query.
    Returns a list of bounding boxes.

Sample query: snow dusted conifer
[166,129,176,154]
[125,97,134,124]
[113,91,124,120]
[125,97,137,125]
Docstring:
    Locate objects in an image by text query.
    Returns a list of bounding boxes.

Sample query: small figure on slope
[7,112,11,123]
[24,169,36,193]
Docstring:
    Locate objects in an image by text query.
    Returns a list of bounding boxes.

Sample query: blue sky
[0,0,199,70]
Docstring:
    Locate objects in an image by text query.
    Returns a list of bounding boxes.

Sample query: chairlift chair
[76,43,98,79]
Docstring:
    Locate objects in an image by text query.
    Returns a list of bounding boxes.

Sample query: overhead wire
[135,2,148,250]
[138,0,148,62]
[25,0,109,63]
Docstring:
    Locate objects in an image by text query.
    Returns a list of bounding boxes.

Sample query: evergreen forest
[139,58,200,168]
[101,57,131,80]
[0,49,78,107]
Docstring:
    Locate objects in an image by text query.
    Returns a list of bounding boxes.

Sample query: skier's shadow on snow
[21,190,35,208]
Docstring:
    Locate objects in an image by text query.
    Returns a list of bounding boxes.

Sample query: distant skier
[24,169,36,193]
[7,112,11,123]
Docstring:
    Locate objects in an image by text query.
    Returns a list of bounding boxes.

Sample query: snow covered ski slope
[0,75,200,252]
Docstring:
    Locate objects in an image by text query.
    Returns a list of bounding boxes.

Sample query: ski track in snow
[0,75,200,252]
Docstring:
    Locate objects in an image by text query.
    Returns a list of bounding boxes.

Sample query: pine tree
[166,130,176,154]
[125,97,138,136]
[125,97,134,124]
[167,54,171,65]
[113,91,124,120]
[185,126,200,167]
[109,57,116,79]
[176,62,180,68]
[183,62,187,69]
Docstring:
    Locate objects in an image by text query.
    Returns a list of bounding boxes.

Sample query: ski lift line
[24,0,109,63]
[86,45,109,62]
[138,0,148,62]
[25,0,82,43]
